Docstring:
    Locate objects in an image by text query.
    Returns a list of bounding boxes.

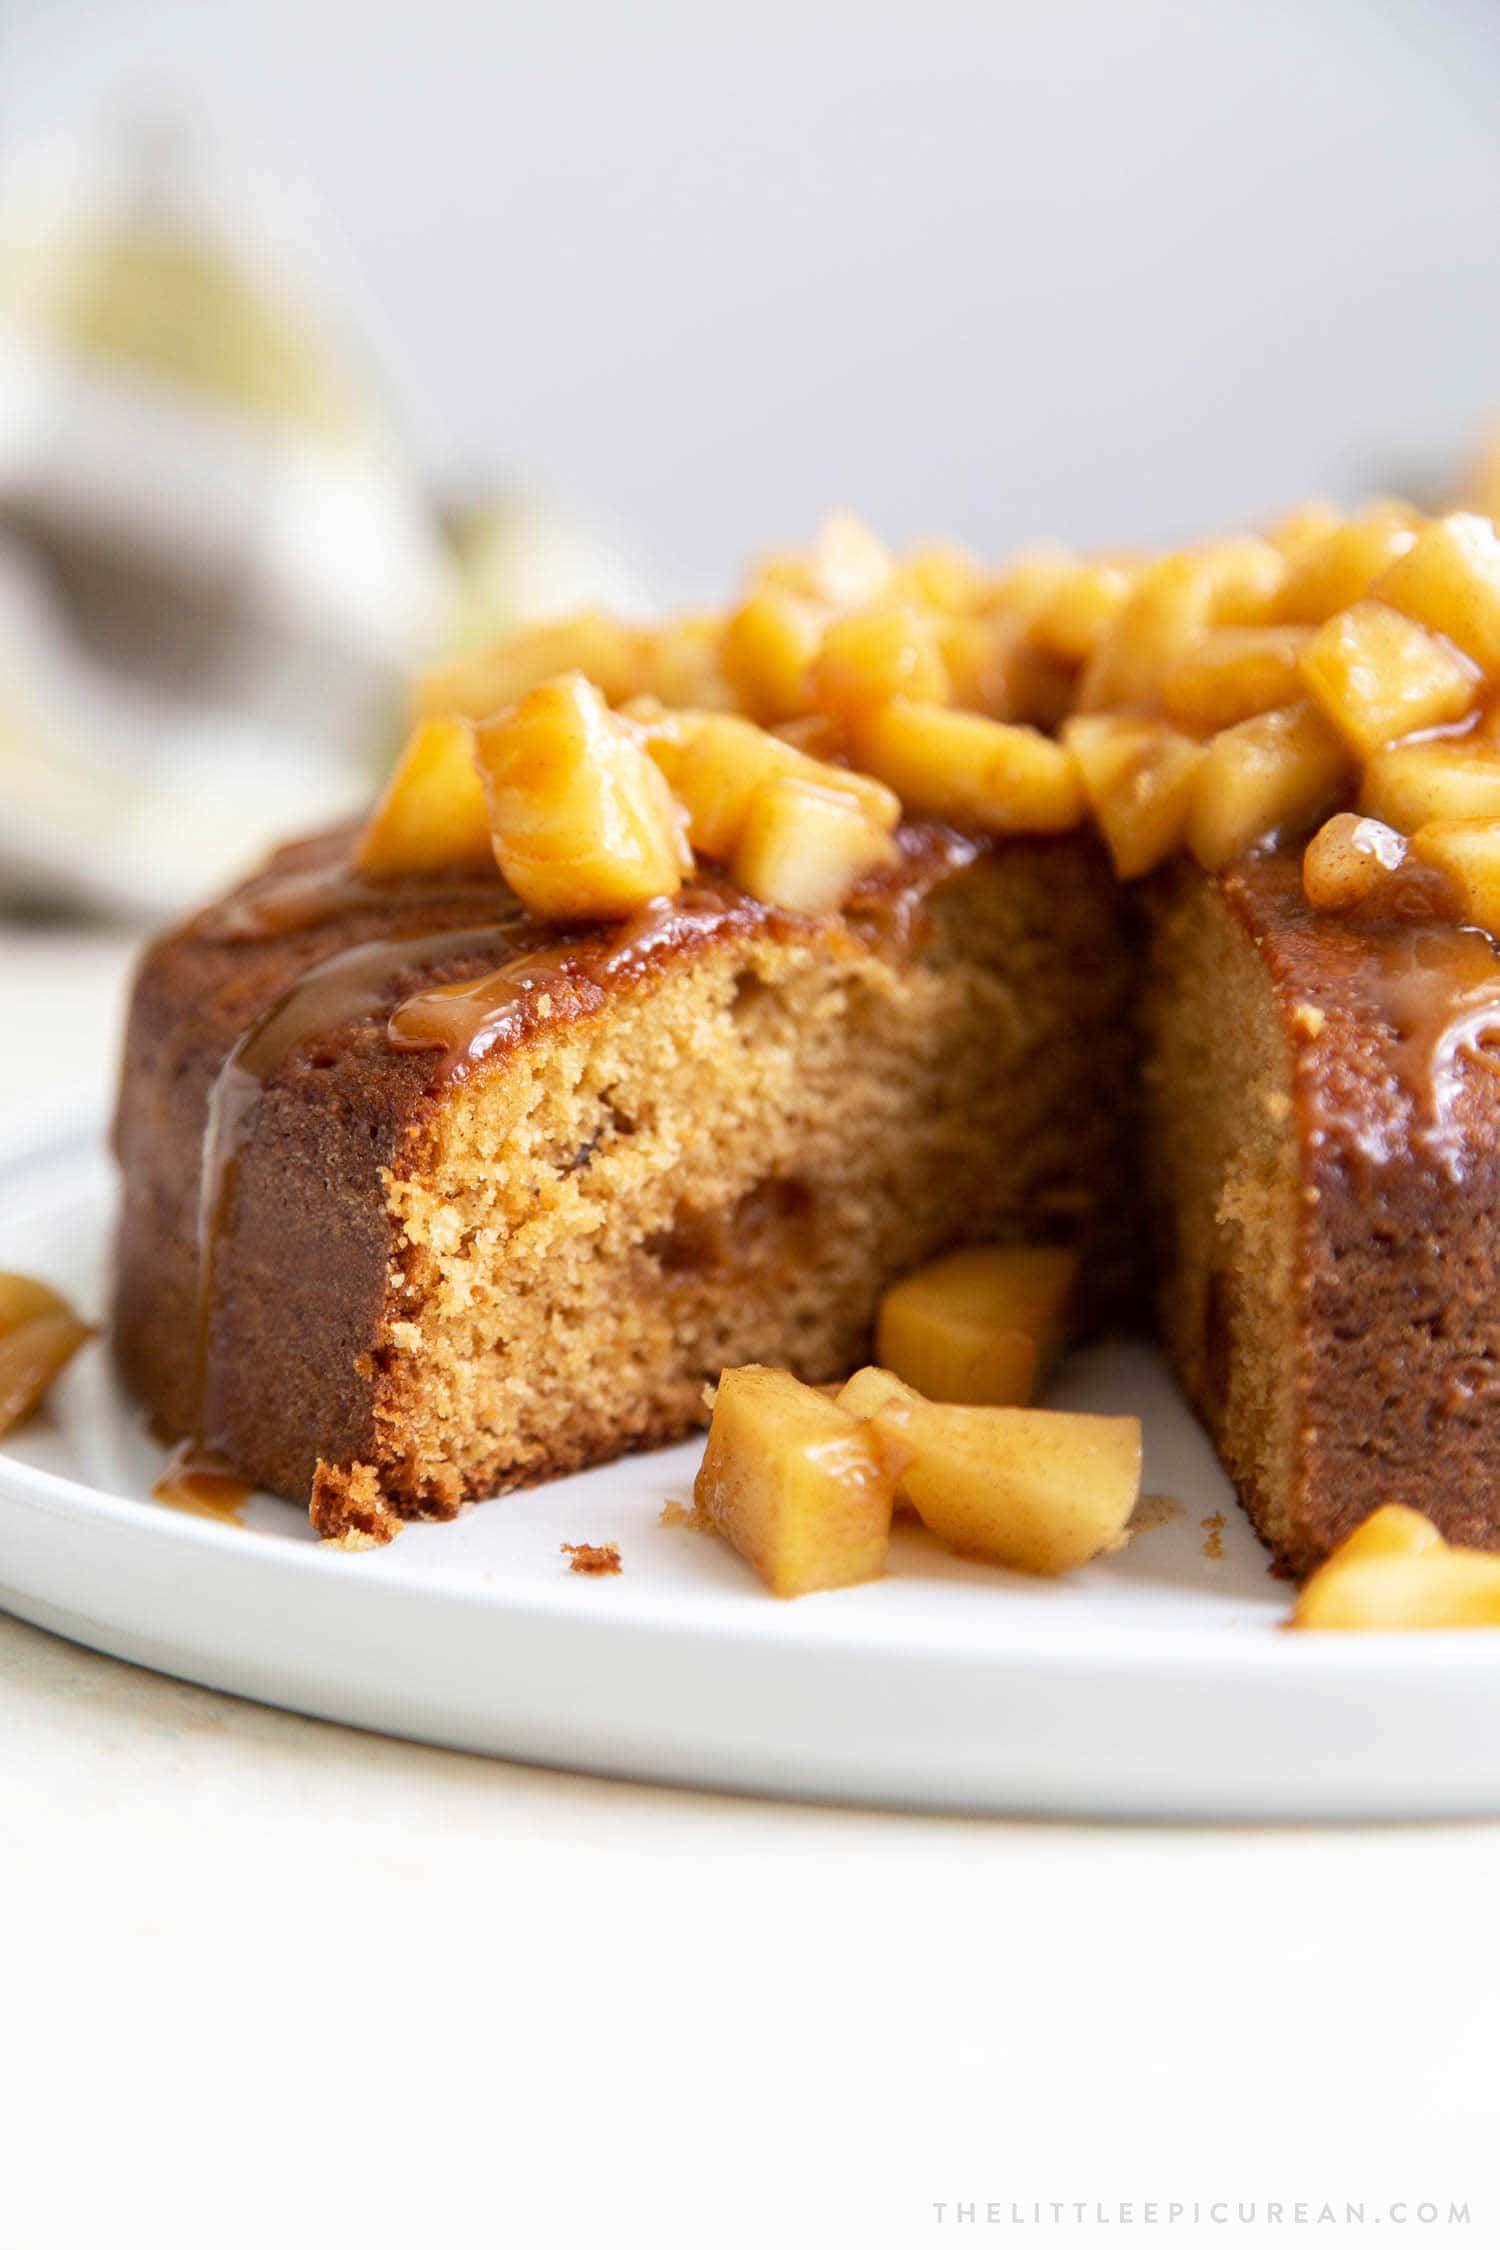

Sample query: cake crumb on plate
[561,1541,622,1576]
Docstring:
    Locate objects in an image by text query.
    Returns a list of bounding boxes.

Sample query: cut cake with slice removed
[112,823,1136,1541]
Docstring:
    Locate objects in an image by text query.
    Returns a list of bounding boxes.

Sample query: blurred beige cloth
[0,120,643,921]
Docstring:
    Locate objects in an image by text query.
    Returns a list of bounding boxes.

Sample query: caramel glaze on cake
[1146,851,1500,1579]
[113,822,1137,1542]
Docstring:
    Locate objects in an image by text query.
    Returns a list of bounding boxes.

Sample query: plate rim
[5,1116,1500,1687]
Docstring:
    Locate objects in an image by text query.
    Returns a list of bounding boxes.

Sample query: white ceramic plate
[5,1122,1500,1819]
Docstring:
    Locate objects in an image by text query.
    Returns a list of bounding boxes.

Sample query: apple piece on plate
[845,1376,1141,1575]
[0,1269,91,1438]
[837,1365,925,1515]
[1292,1504,1500,1630]
[694,1364,907,1597]
[874,1243,1079,1407]
[0,1271,74,1334]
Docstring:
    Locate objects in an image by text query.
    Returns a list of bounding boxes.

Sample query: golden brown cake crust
[1148,850,1500,1576]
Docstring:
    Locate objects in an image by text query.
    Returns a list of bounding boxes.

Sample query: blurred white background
[8,0,1500,598]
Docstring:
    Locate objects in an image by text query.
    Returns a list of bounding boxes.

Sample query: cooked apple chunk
[1407,819,1500,938]
[357,715,492,875]
[641,613,735,710]
[1299,599,1479,757]
[1065,714,1206,877]
[1077,552,1221,713]
[1359,741,1500,831]
[1161,626,1311,735]
[720,585,825,723]
[733,775,898,913]
[1375,511,1500,674]
[854,701,1083,831]
[475,673,690,920]
[1301,813,1410,913]
[874,1243,1078,1407]
[0,1270,90,1439]
[1187,703,1351,871]
[1076,542,1283,714]
[694,1365,906,1597]
[415,610,644,721]
[639,708,899,863]
[856,1390,1142,1575]
[1031,555,1142,666]
[1292,1504,1500,1630]
[837,1364,922,1422]
[1275,502,1421,624]
[812,599,950,725]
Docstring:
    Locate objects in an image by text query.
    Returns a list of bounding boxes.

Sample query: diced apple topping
[1406,819,1500,938]
[1359,741,1500,831]
[475,673,691,920]
[720,585,826,723]
[693,1364,907,1597]
[854,702,1083,831]
[1187,703,1352,872]
[1374,512,1500,674]
[1301,813,1411,914]
[874,1243,1078,1408]
[385,503,1500,938]
[1065,714,1206,877]
[1275,502,1422,624]
[1299,600,1479,757]
[1265,501,1345,567]
[1077,552,1225,714]
[1161,626,1311,735]
[732,775,897,913]
[641,613,736,711]
[1030,555,1142,666]
[1076,542,1285,715]
[812,599,950,724]
[0,1270,91,1439]
[415,610,644,722]
[357,715,492,875]
[898,540,984,617]
[1292,1503,1500,1630]
[639,708,899,862]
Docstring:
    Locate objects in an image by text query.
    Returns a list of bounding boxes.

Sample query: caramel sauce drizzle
[182,827,999,1473]
[1288,903,1500,1182]
[200,863,501,944]
[386,889,738,1065]
[189,881,753,1456]
[152,1439,254,1525]
[194,922,523,1453]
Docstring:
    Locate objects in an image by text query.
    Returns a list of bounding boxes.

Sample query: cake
[111,503,1500,1569]
[114,825,1135,1542]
